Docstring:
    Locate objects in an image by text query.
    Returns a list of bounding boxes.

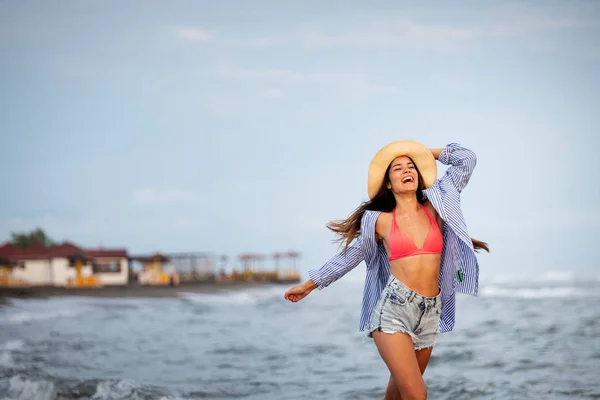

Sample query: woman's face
[387,156,419,194]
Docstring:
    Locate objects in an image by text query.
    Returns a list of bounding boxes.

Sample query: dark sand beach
[0,281,292,300]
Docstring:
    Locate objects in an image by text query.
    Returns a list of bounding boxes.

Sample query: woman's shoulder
[363,210,391,238]
[361,210,390,234]
[362,209,391,223]
[363,209,383,215]
[362,209,382,221]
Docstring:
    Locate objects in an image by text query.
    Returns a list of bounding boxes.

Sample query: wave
[0,351,13,367]
[0,309,80,325]
[0,376,184,400]
[2,375,56,400]
[480,285,597,299]
[91,379,187,400]
[485,270,580,284]
[539,271,576,282]
[0,340,24,351]
[178,285,285,306]
[0,340,24,368]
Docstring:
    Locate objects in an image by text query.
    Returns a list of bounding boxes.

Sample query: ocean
[1,273,599,400]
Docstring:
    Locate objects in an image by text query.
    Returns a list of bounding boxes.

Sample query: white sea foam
[486,270,579,285]
[89,379,179,400]
[0,340,24,351]
[4,375,56,400]
[539,271,575,282]
[0,351,13,367]
[91,380,138,400]
[480,285,596,299]
[485,273,530,284]
[0,340,24,368]
[179,285,285,305]
[1,309,80,325]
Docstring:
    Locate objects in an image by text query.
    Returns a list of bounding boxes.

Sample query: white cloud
[484,17,578,37]
[262,88,284,100]
[208,96,236,117]
[468,209,600,233]
[292,215,328,234]
[223,20,474,53]
[297,20,474,53]
[229,182,253,195]
[244,37,287,48]
[169,218,203,232]
[216,64,358,83]
[229,12,581,53]
[173,27,212,42]
[215,64,397,95]
[132,189,195,206]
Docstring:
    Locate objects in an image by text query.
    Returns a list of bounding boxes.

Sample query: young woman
[284,140,489,400]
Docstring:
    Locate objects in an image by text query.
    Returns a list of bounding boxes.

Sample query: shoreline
[0,281,294,300]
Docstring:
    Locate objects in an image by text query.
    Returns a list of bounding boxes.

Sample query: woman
[284,140,489,400]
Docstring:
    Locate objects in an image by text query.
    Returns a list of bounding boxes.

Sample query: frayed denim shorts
[367,275,442,350]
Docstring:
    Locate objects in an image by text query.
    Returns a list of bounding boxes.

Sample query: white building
[0,242,129,288]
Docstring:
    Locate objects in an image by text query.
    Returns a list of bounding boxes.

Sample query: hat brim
[367,140,437,199]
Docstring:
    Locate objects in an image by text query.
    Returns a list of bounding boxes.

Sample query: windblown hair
[326,159,489,253]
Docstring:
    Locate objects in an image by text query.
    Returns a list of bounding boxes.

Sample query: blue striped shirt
[308,143,480,333]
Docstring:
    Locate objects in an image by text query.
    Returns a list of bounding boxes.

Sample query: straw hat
[367,140,437,199]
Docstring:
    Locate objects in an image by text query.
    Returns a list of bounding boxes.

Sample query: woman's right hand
[284,281,316,303]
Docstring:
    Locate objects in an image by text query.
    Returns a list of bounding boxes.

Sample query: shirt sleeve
[308,236,365,289]
[437,143,477,193]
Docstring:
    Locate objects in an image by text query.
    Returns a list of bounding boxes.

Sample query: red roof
[84,249,128,258]
[0,241,128,262]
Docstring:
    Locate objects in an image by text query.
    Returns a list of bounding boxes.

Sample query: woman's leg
[382,346,434,399]
[372,331,427,400]
[415,347,434,374]
[383,376,402,400]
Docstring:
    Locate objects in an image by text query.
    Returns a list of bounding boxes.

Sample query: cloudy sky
[1,1,599,281]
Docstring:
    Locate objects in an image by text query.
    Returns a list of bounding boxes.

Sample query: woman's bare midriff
[389,254,441,297]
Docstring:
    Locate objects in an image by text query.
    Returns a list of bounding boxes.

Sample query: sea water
[1,273,599,399]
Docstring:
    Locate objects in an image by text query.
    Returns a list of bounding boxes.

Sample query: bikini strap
[420,204,436,223]
[391,207,398,232]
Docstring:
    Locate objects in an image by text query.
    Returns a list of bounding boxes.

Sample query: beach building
[167,252,216,282]
[229,251,301,283]
[131,253,180,286]
[0,242,129,288]
[0,257,28,287]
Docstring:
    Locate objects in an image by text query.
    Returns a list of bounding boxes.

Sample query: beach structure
[229,251,301,283]
[0,257,29,287]
[166,252,216,282]
[158,251,301,284]
[0,239,301,290]
[0,242,129,288]
[130,253,180,286]
[276,251,301,283]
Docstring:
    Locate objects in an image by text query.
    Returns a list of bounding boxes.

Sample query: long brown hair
[326,159,489,253]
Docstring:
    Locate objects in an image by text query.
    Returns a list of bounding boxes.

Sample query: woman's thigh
[372,331,426,399]
[383,346,434,399]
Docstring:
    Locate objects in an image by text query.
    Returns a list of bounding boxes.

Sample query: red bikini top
[388,204,443,261]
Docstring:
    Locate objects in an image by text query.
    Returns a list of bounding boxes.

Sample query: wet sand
[0,281,295,300]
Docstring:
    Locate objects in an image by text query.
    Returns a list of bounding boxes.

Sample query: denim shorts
[367,275,442,350]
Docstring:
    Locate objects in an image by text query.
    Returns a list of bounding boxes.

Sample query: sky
[1,1,599,282]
